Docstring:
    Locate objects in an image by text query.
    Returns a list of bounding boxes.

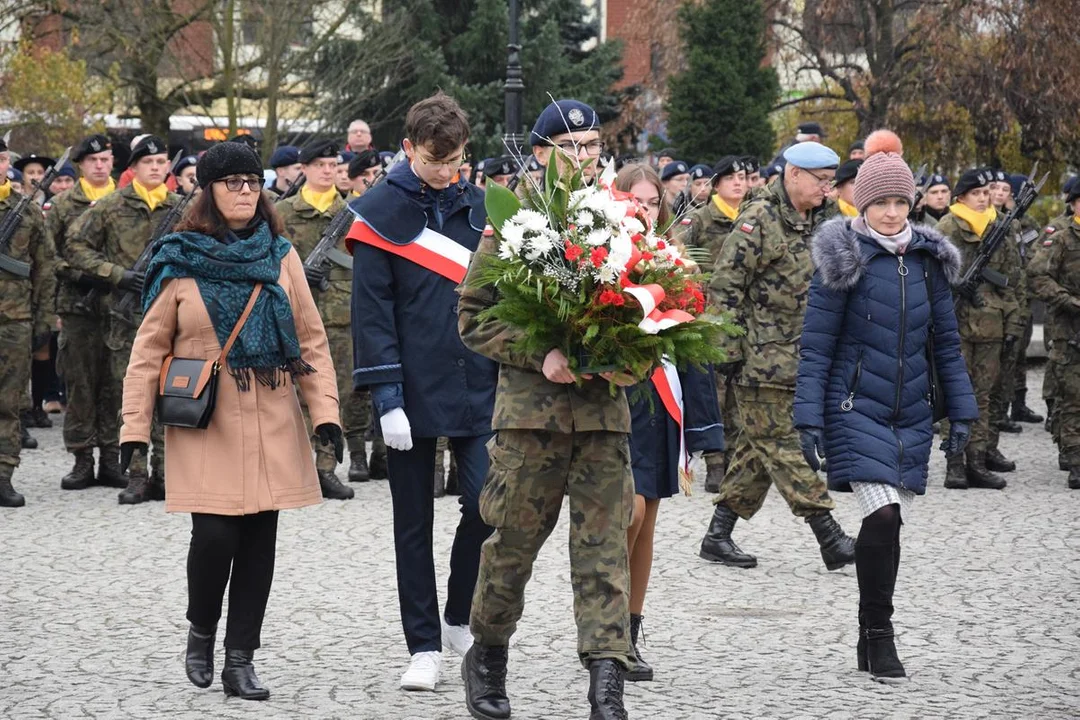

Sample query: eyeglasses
[218,176,263,192]
[415,151,468,170]
[554,140,606,157]
[803,169,836,188]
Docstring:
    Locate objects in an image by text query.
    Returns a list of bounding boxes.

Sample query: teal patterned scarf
[142,222,315,390]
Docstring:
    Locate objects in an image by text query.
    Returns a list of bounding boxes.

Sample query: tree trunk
[137,69,172,138]
[222,0,237,135]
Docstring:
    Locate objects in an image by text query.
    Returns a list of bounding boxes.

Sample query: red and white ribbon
[650,360,693,496]
[346,220,472,283]
[619,247,696,334]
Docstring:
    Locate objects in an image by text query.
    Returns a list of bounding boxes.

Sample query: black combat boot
[965,451,1007,490]
[446,454,460,495]
[1011,391,1043,423]
[368,441,388,480]
[97,448,128,488]
[984,447,1016,473]
[462,644,511,720]
[587,659,628,720]
[0,471,25,507]
[1059,455,1069,472]
[699,503,757,568]
[943,454,967,489]
[347,451,370,482]
[995,418,1022,434]
[703,453,725,493]
[148,468,166,501]
[1069,468,1080,490]
[318,470,355,500]
[626,613,653,682]
[61,449,96,490]
[221,649,270,700]
[118,471,152,505]
[31,407,53,428]
[807,512,856,570]
[185,624,216,689]
[20,425,37,450]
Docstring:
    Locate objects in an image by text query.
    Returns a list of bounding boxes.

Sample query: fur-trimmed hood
[811,216,962,291]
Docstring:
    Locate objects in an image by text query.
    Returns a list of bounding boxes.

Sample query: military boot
[965,451,1007,490]
[20,425,37,450]
[995,418,1022,434]
[462,644,511,720]
[1010,391,1043,424]
[97,448,129,488]
[1069,468,1080,490]
[626,613,653,682]
[703,453,725,493]
[699,503,757,568]
[984,447,1016,473]
[943,454,967,489]
[61,449,96,490]
[148,468,167,501]
[368,440,388,480]
[348,451,370,482]
[31,407,53,428]
[807,512,856,571]
[318,470,354,500]
[118,471,153,505]
[587,659,628,720]
[0,467,25,507]
[1061,455,1070,472]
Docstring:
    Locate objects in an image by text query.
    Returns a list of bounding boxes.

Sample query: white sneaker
[441,620,474,657]
[400,650,442,691]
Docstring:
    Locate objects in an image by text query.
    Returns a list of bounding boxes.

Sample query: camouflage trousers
[300,325,374,472]
[1011,313,1034,396]
[0,322,31,469]
[716,385,834,519]
[470,429,635,669]
[108,320,164,476]
[1046,359,1061,440]
[58,314,117,452]
[1050,349,1080,465]
[704,368,739,473]
[988,337,1020,449]
[959,339,1001,455]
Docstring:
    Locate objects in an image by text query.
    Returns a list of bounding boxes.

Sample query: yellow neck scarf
[302,185,339,214]
[949,202,997,238]
[132,179,168,211]
[712,194,738,221]
[80,177,116,202]
[0,180,10,202]
[1074,215,1080,228]
[838,198,859,218]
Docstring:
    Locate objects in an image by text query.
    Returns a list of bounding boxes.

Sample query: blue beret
[526,155,542,172]
[175,155,199,174]
[660,161,689,181]
[926,173,950,190]
[529,99,599,146]
[1007,173,1027,197]
[6,168,22,182]
[688,164,712,180]
[484,156,516,178]
[57,163,77,179]
[989,168,1008,183]
[1064,175,1078,195]
[269,145,299,168]
[782,141,839,170]
[339,151,357,165]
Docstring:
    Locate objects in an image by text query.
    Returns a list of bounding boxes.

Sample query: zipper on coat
[841,349,864,412]
[893,256,908,418]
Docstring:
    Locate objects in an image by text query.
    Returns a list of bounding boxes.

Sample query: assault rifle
[275,172,305,203]
[906,164,930,220]
[302,149,406,291]
[956,163,1048,307]
[0,147,71,278]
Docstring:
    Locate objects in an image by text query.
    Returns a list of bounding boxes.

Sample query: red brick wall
[605,0,651,88]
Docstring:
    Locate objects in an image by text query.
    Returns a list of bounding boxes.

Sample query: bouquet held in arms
[473,158,741,390]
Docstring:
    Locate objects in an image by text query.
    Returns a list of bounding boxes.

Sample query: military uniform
[0,186,56,506]
[1009,213,1043,422]
[984,216,1026,455]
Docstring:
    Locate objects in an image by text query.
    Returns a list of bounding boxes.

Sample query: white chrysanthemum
[527,230,556,257]
[512,208,550,234]
[571,210,594,230]
[585,228,611,247]
[623,217,645,236]
[498,236,523,260]
[569,188,592,209]
[595,263,619,284]
[500,221,525,247]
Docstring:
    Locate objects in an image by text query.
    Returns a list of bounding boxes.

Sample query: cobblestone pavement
[2,366,1078,719]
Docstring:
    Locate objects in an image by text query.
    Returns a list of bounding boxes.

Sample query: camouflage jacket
[277,191,351,328]
[708,180,820,391]
[1028,215,1080,362]
[457,234,631,433]
[0,193,56,335]
[45,182,111,316]
[675,199,735,271]
[936,212,1024,342]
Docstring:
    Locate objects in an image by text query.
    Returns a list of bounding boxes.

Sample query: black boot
[626,613,653,682]
[1011,391,1043,423]
[61,449,96,490]
[221,649,270,700]
[118,471,152,505]
[1060,455,1069,472]
[856,606,867,671]
[20,424,37,450]
[587,659,628,720]
[1069,468,1080,490]
[995,418,1022,434]
[368,441,388,480]
[855,540,907,684]
[984,447,1016,473]
[0,472,25,507]
[185,624,216,689]
[319,470,354,500]
[965,451,1007,490]
[348,451,370,482]
[699,503,757,568]
[462,644,511,720]
[97,447,128,488]
[31,407,53,428]
[703,453,725,493]
[943,453,967,489]
[865,627,907,684]
[806,512,856,571]
[148,469,166,501]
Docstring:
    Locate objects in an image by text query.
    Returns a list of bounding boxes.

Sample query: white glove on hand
[380,407,413,451]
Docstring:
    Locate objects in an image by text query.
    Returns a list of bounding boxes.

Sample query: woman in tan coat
[119,142,342,700]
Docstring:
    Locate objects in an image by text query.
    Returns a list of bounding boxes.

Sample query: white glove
[380,408,413,451]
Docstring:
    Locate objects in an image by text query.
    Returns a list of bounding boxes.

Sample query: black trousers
[387,434,493,654]
[186,511,278,651]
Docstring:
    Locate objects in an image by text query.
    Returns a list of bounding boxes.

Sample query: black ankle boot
[20,425,37,450]
[965,451,1007,490]
[1011,391,1043,423]
[0,474,25,507]
[864,627,908,683]
[318,470,355,500]
[855,537,907,684]
[185,624,216,688]
[462,644,510,720]
[369,442,388,480]
[806,512,856,570]
[985,447,1016,473]
[1069,468,1080,490]
[626,614,653,682]
[221,649,270,700]
[699,503,757,568]
[348,451,370,482]
[587,659,628,720]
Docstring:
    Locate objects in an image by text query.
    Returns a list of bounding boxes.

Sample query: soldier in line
[698,141,856,572]
[912,174,951,226]
[833,159,862,218]
[0,137,56,507]
[13,153,53,206]
[347,150,381,198]
[276,140,359,498]
[671,164,713,219]
[65,134,176,504]
[659,160,690,204]
[1005,172,1044,427]
[336,151,356,198]
[267,145,302,198]
[174,155,199,196]
[1028,180,1080,488]
[460,98,633,720]
[743,156,764,189]
[936,168,1022,490]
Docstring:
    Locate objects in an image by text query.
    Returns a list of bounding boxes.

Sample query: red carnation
[656,240,667,250]
[642,251,654,261]
[590,247,608,268]
[564,241,583,262]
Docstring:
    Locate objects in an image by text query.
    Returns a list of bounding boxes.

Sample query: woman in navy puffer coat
[793,132,977,685]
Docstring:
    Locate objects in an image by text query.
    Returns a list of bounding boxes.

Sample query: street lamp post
[503,0,525,157]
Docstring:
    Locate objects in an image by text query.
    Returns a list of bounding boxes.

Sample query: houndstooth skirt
[850,482,915,520]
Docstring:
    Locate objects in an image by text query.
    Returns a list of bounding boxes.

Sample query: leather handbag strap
[216,283,263,367]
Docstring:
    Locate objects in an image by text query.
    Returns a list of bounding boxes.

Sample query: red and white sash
[650,360,693,495]
[346,220,472,283]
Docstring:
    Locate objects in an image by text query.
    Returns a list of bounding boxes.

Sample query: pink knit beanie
[852,130,916,213]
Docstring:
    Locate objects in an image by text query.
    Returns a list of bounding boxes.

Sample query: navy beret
[849,140,865,153]
[926,173,950,190]
[339,151,356,165]
[196,142,263,189]
[229,134,258,148]
[782,141,839,170]
[954,168,992,197]
[1007,173,1027,198]
[129,135,168,164]
[379,151,396,168]
[530,99,599,146]
[299,140,340,165]
[175,155,199,174]
[834,159,863,186]
[57,163,77,179]
[989,168,1008,183]
[348,150,381,179]
[73,134,112,163]
[656,147,677,161]
[741,156,760,173]
[484,156,516,178]
[712,155,747,179]
[7,168,22,182]
[689,164,712,180]
[797,121,826,137]
[660,161,689,181]
[14,154,55,173]
[269,145,300,168]
[1066,176,1080,203]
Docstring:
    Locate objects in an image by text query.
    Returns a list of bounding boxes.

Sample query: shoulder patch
[680,218,692,226]
[739,222,755,233]
[1044,226,1055,234]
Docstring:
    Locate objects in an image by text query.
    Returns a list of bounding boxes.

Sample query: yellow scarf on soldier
[0,180,10,202]
[838,198,859,218]
[712,194,738,221]
[132,179,168,211]
[949,202,997,238]
[80,177,116,202]
[301,185,339,214]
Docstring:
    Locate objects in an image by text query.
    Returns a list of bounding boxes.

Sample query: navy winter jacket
[793,218,978,494]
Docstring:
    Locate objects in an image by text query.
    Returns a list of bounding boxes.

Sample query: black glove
[117,270,145,294]
[120,441,148,474]
[716,360,744,380]
[316,423,344,463]
[957,279,983,308]
[799,427,825,472]
[304,264,328,289]
[940,421,970,459]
